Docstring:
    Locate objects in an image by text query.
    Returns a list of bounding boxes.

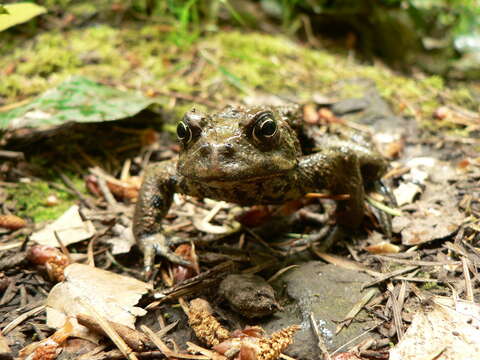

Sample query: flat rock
[265,262,378,359]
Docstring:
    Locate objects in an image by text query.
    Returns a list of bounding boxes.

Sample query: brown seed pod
[0,214,26,230]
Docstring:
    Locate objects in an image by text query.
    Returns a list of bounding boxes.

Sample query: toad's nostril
[219,143,235,158]
[199,144,211,158]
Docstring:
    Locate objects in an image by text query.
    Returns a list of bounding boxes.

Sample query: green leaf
[0,3,47,32]
[0,76,156,130]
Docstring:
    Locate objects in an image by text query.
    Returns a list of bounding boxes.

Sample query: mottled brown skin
[219,274,280,318]
[133,105,387,272]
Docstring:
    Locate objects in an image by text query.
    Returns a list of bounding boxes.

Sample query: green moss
[0,27,474,133]
[421,281,441,291]
[5,180,78,222]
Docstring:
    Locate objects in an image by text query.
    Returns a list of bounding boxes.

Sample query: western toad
[133,105,387,273]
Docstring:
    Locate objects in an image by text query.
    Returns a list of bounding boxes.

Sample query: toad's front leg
[133,159,190,275]
[298,149,367,234]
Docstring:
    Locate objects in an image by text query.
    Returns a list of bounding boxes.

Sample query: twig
[186,342,223,360]
[361,266,419,289]
[309,312,331,360]
[331,323,383,356]
[77,314,152,352]
[57,171,97,209]
[0,150,24,160]
[54,230,73,264]
[147,261,236,309]
[96,174,118,207]
[2,305,45,335]
[79,299,138,360]
[462,257,474,302]
[373,255,461,267]
[313,251,381,277]
[336,288,378,334]
[267,265,299,283]
[366,196,402,217]
[141,325,206,359]
[387,282,404,340]
[305,192,350,200]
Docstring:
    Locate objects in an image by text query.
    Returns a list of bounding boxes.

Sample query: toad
[133,105,388,273]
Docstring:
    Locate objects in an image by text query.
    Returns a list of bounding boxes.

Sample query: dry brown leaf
[393,180,463,246]
[46,264,152,342]
[106,176,141,201]
[390,297,480,360]
[30,205,95,247]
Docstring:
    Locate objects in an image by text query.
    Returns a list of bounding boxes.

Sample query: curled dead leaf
[0,214,26,230]
[364,241,400,254]
[19,320,73,360]
[27,245,70,282]
[172,243,199,283]
[303,103,320,124]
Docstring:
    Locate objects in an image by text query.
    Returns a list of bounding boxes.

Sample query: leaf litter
[0,36,479,360]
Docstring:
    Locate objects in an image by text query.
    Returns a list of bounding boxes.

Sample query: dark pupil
[260,119,276,136]
[177,123,188,139]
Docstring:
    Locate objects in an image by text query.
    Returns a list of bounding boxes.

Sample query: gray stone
[331,97,370,115]
[264,262,378,359]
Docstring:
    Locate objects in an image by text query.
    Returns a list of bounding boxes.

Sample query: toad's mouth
[184,171,286,184]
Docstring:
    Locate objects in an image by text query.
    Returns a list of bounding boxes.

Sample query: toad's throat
[184,171,287,184]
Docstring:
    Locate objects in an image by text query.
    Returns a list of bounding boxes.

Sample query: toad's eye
[176,122,192,143]
[253,112,277,141]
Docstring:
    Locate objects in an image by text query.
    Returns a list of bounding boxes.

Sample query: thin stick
[79,299,138,360]
[387,282,404,340]
[462,257,474,302]
[141,325,207,359]
[362,266,419,289]
[366,196,402,217]
[54,230,73,264]
[2,305,45,335]
[309,312,331,360]
[57,171,96,209]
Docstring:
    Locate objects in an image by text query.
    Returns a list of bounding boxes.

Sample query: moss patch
[5,178,81,222]
[1,26,475,132]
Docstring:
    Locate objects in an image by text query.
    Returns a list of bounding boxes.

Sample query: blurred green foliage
[2,0,478,79]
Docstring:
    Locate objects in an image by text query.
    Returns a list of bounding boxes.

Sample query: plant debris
[188,298,300,360]
[30,205,95,247]
[46,264,152,342]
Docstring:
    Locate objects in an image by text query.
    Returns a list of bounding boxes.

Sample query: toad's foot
[310,225,347,252]
[139,233,192,277]
[369,180,395,238]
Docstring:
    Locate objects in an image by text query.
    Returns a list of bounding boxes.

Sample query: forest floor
[1,7,480,360]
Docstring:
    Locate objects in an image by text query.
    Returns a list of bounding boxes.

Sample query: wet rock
[219,274,280,318]
[333,82,411,136]
[265,262,378,359]
[331,98,370,115]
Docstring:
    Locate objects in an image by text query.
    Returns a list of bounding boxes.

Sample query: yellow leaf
[0,3,47,32]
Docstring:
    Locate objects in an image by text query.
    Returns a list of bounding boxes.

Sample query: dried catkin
[257,325,300,360]
[188,298,230,346]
